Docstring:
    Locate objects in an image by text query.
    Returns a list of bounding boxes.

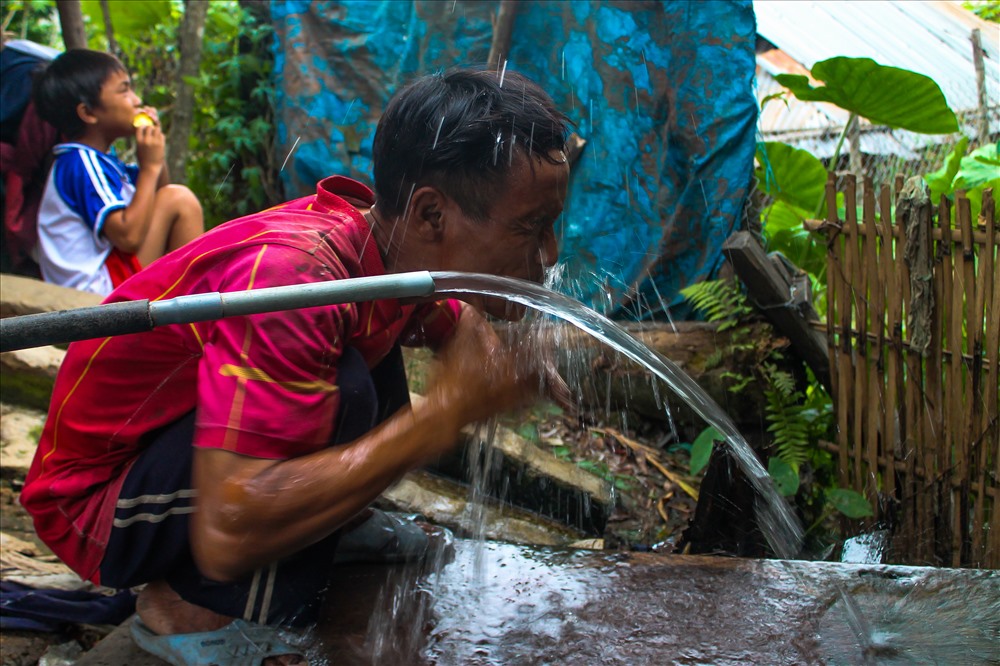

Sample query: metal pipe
[0,271,437,353]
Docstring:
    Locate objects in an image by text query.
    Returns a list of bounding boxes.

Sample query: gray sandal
[130,615,303,666]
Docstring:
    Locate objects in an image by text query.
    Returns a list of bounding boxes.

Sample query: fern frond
[680,278,750,325]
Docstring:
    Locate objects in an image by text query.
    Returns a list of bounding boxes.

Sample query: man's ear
[407,186,449,241]
[76,102,98,127]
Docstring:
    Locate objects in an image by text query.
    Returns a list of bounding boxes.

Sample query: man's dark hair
[33,49,126,139]
[372,68,569,221]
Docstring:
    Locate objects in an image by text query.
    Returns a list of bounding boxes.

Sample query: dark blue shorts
[98,345,410,627]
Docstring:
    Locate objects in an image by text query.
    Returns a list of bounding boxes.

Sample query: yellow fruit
[133,112,155,128]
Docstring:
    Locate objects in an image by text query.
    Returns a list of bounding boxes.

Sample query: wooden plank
[980,191,999,567]
[721,231,831,391]
[967,192,997,566]
[825,173,850,488]
[862,179,882,511]
[946,191,968,567]
[937,196,956,565]
[929,195,950,565]
[841,174,867,493]
[803,219,993,245]
[878,185,899,505]
[959,193,979,566]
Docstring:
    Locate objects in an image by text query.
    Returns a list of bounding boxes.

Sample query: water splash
[430,271,804,560]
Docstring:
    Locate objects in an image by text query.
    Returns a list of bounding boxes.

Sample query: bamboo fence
[823,174,998,569]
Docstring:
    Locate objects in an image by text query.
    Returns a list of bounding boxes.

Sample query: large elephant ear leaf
[756,141,828,212]
[81,1,175,51]
[776,57,959,135]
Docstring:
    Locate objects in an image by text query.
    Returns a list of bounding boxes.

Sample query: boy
[22,67,569,665]
[32,48,203,295]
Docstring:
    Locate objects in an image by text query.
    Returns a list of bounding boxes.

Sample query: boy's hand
[134,107,165,174]
[133,106,161,127]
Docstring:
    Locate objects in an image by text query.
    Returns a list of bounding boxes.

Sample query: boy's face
[88,69,142,138]
[440,150,569,320]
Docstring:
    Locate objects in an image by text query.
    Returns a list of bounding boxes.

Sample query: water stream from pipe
[430,271,805,560]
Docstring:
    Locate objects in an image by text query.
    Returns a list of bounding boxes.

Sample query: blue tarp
[271,0,758,320]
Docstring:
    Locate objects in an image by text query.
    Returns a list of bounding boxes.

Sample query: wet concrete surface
[76,539,999,666]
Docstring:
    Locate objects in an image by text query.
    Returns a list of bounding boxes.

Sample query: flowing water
[311,540,1000,665]
[306,271,1000,665]
[430,271,805,560]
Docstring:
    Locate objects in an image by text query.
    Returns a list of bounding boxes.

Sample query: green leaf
[756,142,828,212]
[690,426,723,476]
[551,446,571,460]
[776,57,959,134]
[924,137,969,203]
[953,143,1000,192]
[760,91,789,111]
[768,456,800,497]
[81,0,173,42]
[614,476,635,492]
[966,178,1000,222]
[514,422,539,443]
[827,488,874,518]
[763,201,827,279]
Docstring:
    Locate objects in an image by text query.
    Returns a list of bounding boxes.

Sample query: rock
[0,403,45,479]
[0,348,63,411]
[381,470,587,546]
[0,274,101,319]
[427,410,612,536]
[0,631,54,666]
[37,640,84,666]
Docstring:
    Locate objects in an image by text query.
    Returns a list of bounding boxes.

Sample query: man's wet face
[447,150,569,320]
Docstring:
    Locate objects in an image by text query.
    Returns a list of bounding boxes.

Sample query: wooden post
[721,231,830,391]
[487,0,518,70]
[862,179,882,519]
[485,0,586,166]
[844,176,864,494]
[981,191,1000,568]
[895,178,920,560]
[877,184,898,508]
[56,0,87,50]
[970,190,994,565]
[824,173,849,489]
[971,29,989,146]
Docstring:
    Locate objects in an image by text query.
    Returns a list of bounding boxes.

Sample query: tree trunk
[98,0,120,58]
[56,0,87,50]
[166,0,209,185]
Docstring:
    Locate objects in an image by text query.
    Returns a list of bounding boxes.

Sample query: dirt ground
[497,404,701,549]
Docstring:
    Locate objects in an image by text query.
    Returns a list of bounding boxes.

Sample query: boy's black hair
[32,49,126,139]
[372,68,569,222]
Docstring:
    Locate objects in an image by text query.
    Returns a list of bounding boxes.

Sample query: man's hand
[427,305,543,429]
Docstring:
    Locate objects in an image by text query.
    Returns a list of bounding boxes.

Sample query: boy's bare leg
[136,185,204,267]
[137,581,306,665]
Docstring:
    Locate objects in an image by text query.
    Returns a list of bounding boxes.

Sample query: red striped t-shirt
[20,176,462,582]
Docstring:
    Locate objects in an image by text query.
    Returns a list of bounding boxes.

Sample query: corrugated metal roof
[754,1,999,111]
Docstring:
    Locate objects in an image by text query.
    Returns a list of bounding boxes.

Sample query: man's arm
[190,305,538,582]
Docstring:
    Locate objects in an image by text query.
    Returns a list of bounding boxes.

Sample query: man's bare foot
[135,580,306,665]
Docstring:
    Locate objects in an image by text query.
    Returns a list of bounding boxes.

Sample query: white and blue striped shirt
[36,143,138,295]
